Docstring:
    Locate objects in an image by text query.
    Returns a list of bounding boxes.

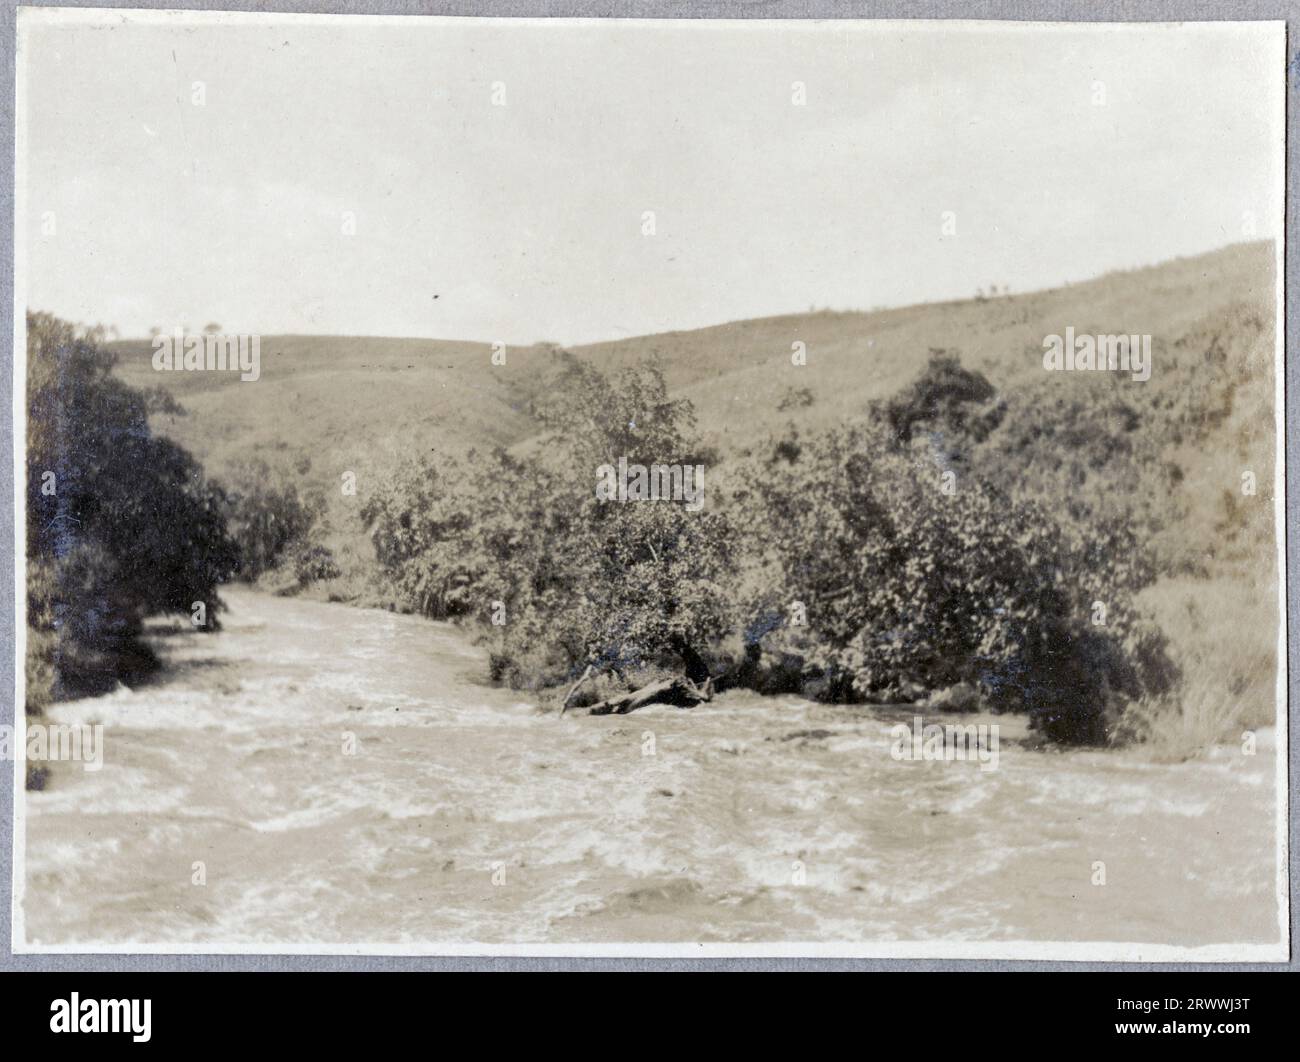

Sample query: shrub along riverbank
[362,348,1217,747]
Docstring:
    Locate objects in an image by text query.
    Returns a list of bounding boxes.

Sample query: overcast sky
[18,13,1285,345]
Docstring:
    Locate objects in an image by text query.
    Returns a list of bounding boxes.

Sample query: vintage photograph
[11,11,1288,957]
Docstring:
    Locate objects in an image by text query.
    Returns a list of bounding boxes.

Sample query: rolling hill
[110,239,1276,490]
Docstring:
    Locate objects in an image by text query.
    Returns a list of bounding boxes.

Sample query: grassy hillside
[113,238,1275,488]
[574,241,1273,453]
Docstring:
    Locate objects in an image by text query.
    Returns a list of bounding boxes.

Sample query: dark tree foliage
[220,457,328,582]
[884,347,1003,449]
[26,312,239,708]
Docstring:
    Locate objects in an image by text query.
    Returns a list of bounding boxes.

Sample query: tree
[25,312,239,708]
[884,348,1000,447]
[735,377,1172,742]
[365,355,737,698]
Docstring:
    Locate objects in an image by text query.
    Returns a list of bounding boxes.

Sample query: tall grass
[1120,577,1278,759]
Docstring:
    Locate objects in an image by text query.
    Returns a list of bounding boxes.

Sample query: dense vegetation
[25,314,336,718]
[220,456,339,593]
[26,313,239,710]
[365,348,1178,743]
[364,355,735,691]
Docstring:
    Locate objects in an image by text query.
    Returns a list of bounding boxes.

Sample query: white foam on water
[20,587,1283,949]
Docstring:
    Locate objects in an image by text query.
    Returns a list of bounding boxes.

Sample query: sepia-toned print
[11,11,1287,959]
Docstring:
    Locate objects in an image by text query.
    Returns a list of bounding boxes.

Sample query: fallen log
[588,675,713,716]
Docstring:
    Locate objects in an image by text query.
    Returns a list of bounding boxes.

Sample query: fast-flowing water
[21,587,1280,950]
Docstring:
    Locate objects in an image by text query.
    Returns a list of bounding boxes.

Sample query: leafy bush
[365,447,559,620]
[25,313,239,709]
[734,416,1173,743]
[884,347,1003,449]
[289,542,342,587]
[365,356,737,689]
[220,458,331,584]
